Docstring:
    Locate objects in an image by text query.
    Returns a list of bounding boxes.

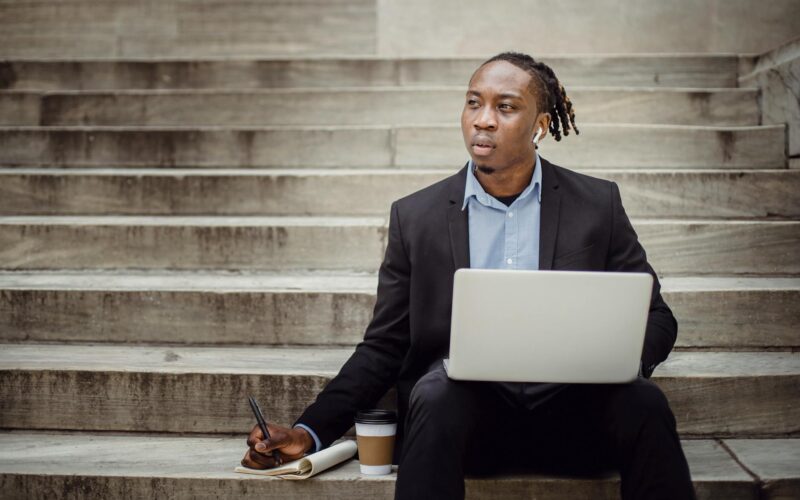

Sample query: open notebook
[235,440,358,480]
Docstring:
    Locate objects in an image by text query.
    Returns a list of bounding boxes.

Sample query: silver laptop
[443,269,653,383]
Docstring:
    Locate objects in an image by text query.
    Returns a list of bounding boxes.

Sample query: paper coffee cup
[354,409,397,475]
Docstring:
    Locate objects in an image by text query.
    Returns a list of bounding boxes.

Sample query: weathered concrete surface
[0,124,786,169]
[0,433,758,500]
[0,344,374,434]
[654,352,800,436]
[3,0,798,58]
[0,88,759,127]
[663,278,800,348]
[0,216,389,272]
[1,273,797,348]
[0,0,376,58]
[0,91,39,126]
[483,218,789,278]
[632,220,800,276]
[0,217,797,275]
[726,439,800,500]
[376,0,800,56]
[394,124,787,169]
[0,56,743,91]
[0,272,378,345]
[0,270,378,293]
[0,126,395,169]
[2,168,799,218]
[741,37,800,158]
[0,346,797,436]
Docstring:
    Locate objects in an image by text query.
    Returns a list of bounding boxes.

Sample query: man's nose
[474,107,497,130]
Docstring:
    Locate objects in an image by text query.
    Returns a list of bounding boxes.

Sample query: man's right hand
[241,423,315,469]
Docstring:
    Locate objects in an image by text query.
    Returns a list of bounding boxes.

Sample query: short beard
[474,164,495,174]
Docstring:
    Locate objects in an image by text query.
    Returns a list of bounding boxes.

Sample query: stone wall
[0,0,376,58]
[1,0,799,58]
[377,0,800,56]
[741,37,800,167]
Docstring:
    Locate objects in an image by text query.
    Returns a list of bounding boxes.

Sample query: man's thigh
[512,378,671,474]
[408,362,516,435]
[409,367,672,475]
[407,363,532,474]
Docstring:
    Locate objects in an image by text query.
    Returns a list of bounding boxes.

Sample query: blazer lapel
[539,157,561,270]
[448,165,470,270]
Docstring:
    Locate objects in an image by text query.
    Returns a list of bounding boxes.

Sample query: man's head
[461,52,578,174]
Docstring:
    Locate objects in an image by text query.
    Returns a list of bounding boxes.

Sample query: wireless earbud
[532,128,543,145]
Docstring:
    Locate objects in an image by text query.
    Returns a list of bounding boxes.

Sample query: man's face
[461,60,544,172]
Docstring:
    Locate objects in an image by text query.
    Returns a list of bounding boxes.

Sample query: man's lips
[471,136,495,155]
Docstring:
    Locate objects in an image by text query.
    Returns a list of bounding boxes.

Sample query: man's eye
[467,98,480,106]
[499,104,514,111]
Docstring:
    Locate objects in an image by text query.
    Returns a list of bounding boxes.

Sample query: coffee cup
[354,409,397,475]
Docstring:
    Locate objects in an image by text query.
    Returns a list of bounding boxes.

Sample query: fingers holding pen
[247,423,286,451]
[241,438,308,469]
[244,423,315,469]
[246,423,265,448]
[241,446,280,469]
[255,440,286,465]
[243,423,278,468]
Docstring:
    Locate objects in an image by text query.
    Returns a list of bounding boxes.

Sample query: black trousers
[395,362,696,500]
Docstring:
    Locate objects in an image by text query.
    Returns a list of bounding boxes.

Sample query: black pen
[248,396,282,465]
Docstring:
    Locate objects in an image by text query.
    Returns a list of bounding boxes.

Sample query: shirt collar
[462,153,543,210]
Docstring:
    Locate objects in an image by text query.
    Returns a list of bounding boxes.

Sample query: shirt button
[507,258,513,265]
[508,212,514,218]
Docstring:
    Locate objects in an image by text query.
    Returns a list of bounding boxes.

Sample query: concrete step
[396,124,786,170]
[3,432,791,500]
[0,271,378,346]
[0,344,797,436]
[0,124,785,169]
[1,168,798,219]
[0,0,376,59]
[1,272,797,349]
[0,216,797,275]
[0,88,759,127]
[664,277,800,348]
[0,215,388,273]
[724,439,800,499]
[0,55,744,90]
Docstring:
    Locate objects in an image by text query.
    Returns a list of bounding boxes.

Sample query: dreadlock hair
[480,51,579,145]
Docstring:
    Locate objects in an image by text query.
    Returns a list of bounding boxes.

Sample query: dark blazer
[295,157,678,451]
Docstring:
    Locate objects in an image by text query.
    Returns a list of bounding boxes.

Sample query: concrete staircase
[1,29,799,500]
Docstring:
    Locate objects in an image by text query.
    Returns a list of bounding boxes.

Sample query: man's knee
[408,367,455,414]
[607,379,676,442]
[404,367,486,455]
[626,379,672,417]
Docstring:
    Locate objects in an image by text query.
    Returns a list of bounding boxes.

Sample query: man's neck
[474,156,536,197]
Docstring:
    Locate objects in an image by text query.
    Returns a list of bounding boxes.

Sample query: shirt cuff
[294,423,322,453]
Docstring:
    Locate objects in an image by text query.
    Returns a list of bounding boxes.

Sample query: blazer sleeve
[606,182,678,378]
[293,201,412,447]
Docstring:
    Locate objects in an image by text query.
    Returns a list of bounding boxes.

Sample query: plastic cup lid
[355,409,397,424]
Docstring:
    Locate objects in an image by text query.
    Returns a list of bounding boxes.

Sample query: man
[242,52,697,500]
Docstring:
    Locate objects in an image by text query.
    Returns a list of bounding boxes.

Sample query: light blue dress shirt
[294,422,322,453]
[297,154,543,453]
[464,154,542,271]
